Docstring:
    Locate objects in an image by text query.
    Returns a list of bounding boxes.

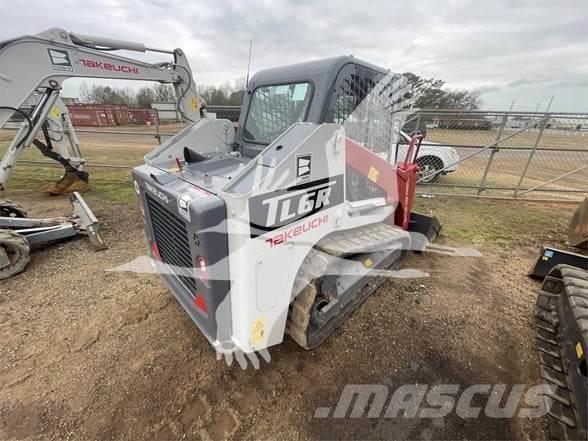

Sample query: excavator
[133,56,441,353]
[0,28,205,194]
[0,28,205,279]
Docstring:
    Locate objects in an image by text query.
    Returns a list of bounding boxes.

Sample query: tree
[154,84,175,102]
[80,84,135,106]
[195,77,246,106]
[401,73,481,110]
[135,87,156,108]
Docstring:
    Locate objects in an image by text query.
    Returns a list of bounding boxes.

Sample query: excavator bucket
[568,197,588,249]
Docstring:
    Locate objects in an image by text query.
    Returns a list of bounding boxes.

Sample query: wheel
[0,200,28,218]
[417,156,444,183]
[0,229,31,280]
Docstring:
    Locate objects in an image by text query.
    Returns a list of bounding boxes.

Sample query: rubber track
[286,231,405,350]
[535,265,588,441]
[0,229,31,280]
[0,199,28,218]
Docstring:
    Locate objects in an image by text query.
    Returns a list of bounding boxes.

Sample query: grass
[427,128,588,150]
[414,196,574,248]
[3,165,136,204]
[1,127,580,247]
[4,161,575,250]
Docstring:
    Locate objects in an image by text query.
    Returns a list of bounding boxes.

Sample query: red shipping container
[67,104,157,126]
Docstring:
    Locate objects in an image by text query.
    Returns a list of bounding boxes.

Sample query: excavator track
[286,223,408,349]
[0,199,28,218]
[535,265,588,441]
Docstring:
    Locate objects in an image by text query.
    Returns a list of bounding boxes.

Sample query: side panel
[220,124,347,351]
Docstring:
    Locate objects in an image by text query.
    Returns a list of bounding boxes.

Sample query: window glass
[243,82,312,144]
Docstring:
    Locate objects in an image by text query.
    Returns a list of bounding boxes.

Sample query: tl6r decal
[249,175,343,238]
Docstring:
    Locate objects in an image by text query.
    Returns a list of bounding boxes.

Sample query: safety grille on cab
[145,194,198,296]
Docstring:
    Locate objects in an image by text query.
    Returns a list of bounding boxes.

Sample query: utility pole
[546,95,555,113]
[508,98,516,112]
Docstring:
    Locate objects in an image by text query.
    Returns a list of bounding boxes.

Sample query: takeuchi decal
[79,58,139,75]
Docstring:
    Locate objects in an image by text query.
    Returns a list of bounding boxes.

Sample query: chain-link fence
[1,108,586,202]
[406,110,588,201]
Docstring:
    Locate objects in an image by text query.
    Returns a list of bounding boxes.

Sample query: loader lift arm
[0,28,205,191]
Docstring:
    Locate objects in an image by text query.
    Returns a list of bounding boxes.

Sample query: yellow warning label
[250,318,265,346]
[363,258,373,268]
[50,106,61,119]
[191,97,199,110]
[367,166,380,183]
[576,342,584,359]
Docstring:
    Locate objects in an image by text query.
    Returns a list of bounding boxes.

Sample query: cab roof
[247,55,389,89]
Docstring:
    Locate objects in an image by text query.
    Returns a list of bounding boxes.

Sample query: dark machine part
[530,199,588,279]
[529,247,588,280]
[0,199,28,218]
[535,265,588,441]
[408,211,442,251]
[569,198,588,249]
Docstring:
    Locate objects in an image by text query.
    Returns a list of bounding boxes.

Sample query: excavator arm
[0,28,205,190]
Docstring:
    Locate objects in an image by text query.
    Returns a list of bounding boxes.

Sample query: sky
[1,0,587,112]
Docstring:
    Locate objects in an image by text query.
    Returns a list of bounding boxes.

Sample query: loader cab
[235,55,390,159]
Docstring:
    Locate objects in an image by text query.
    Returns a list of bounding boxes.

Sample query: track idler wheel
[0,200,28,218]
[0,229,31,280]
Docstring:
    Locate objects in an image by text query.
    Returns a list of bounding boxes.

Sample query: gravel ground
[0,192,573,441]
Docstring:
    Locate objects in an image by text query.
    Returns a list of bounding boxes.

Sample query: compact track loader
[134,56,439,353]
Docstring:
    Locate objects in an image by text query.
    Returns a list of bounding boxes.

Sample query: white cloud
[1,0,586,111]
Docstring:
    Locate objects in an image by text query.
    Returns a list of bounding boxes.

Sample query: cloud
[0,0,586,111]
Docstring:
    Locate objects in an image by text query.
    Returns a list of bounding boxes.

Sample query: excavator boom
[0,28,205,190]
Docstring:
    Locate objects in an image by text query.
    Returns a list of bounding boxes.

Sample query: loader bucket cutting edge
[69,192,107,251]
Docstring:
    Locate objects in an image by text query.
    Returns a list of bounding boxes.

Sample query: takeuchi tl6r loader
[134,56,442,354]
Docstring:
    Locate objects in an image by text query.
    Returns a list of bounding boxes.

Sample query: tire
[0,229,31,280]
[0,200,28,218]
[417,156,444,183]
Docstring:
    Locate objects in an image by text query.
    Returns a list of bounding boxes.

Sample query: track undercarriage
[287,222,410,349]
[535,265,588,440]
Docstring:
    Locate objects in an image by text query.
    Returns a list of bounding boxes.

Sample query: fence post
[477,113,507,194]
[152,109,161,145]
[513,115,549,198]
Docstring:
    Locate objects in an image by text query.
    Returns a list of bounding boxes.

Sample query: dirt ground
[0,176,579,440]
